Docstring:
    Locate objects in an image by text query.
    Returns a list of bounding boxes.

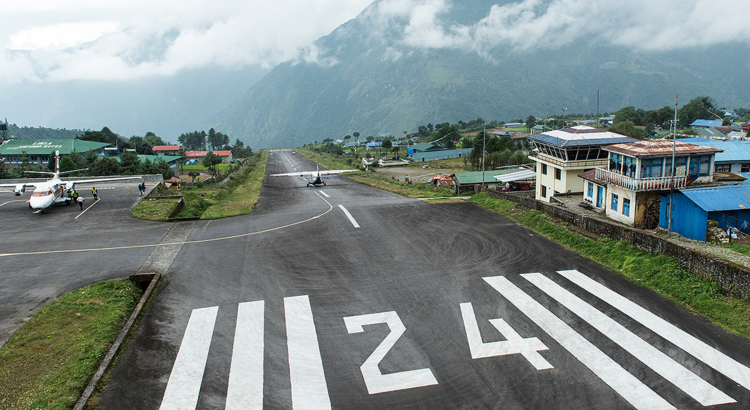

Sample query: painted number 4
[460,302,553,370]
[344,311,439,395]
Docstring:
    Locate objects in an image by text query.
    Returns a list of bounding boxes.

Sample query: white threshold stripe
[338,205,360,228]
[285,296,332,410]
[484,276,674,410]
[523,273,734,406]
[226,301,265,410]
[559,269,750,391]
[160,306,219,410]
[319,191,330,198]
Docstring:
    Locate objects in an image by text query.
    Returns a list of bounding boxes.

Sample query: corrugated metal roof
[528,126,636,147]
[0,139,111,155]
[604,140,722,157]
[453,169,521,184]
[493,169,536,182]
[679,138,750,163]
[680,185,750,212]
[690,120,723,128]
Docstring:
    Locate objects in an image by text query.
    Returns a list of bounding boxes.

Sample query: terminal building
[0,139,111,171]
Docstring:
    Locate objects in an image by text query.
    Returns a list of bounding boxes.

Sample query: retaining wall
[486,189,750,298]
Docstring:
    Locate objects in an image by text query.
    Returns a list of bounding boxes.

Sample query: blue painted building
[411,148,473,162]
[659,185,750,240]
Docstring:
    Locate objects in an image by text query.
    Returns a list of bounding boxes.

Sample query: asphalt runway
[88,150,750,409]
[0,182,172,346]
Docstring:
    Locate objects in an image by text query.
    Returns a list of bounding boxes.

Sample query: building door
[596,186,603,208]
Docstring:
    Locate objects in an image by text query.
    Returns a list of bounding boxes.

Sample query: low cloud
[0,0,371,82]
[368,0,750,53]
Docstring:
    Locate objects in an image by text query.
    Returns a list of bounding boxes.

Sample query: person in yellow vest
[92,186,98,200]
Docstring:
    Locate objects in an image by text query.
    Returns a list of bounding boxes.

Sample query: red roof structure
[185,150,232,158]
[603,140,723,157]
[153,145,183,151]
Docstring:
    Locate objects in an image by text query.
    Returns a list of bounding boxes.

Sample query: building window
[588,182,593,198]
[542,163,547,175]
[623,156,636,177]
[623,198,630,216]
[555,168,561,180]
[715,163,730,172]
[742,164,750,172]
[640,158,662,178]
[611,194,618,211]
[541,185,547,198]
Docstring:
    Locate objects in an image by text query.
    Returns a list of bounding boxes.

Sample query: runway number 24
[343,306,550,395]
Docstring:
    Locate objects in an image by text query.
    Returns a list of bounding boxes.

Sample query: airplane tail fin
[317,162,320,178]
[55,150,60,175]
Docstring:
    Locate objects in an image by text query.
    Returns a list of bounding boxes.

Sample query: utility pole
[482,122,486,191]
[562,107,567,129]
[596,90,600,128]
[668,93,677,238]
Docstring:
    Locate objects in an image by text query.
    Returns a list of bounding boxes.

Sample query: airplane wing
[69,176,143,184]
[270,169,359,177]
[0,182,39,189]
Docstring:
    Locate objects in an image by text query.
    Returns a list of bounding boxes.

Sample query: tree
[143,132,165,147]
[526,116,537,132]
[381,138,392,156]
[78,131,108,143]
[678,96,716,128]
[344,135,351,144]
[609,120,647,139]
[188,171,200,182]
[91,157,120,176]
[614,106,643,126]
[366,136,375,143]
[202,151,222,176]
[119,151,141,174]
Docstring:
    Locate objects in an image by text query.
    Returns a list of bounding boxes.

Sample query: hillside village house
[581,140,722,228]
[0,139,110,171]
[152,145,184,155]
[528,126,636,203]
[185,150,233,164]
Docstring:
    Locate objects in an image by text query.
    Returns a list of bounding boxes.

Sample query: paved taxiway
[0,182,172,347]
[4,153,750,409]
[93,151,750,409]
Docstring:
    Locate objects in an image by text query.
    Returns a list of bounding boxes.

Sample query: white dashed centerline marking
[319,191,330,198]
[338,205,360,228]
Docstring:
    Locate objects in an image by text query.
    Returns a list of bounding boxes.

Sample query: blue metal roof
[680,185,750,212]
[690,120,722,128]
[679,138,750,163]
[411,148,472,162]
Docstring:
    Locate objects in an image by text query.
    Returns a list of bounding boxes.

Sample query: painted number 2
[344,311,439,394]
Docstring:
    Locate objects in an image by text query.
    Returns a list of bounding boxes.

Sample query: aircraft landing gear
[323,182,326,186]
[306,182,310,187]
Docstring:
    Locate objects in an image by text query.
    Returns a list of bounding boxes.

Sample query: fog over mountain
[211,0,750,148]
[0,66,268,141]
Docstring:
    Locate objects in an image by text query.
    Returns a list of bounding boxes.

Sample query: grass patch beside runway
[131,197,181,221]
[468,192,750,340]
[0,279,141,410]
[201,150,268,219]
[294,149,362,171]
[349,175,456,198]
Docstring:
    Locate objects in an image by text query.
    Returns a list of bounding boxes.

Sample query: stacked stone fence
[486,189,750,298]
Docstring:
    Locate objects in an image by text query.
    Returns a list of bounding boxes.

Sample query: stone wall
[487,189,750,298]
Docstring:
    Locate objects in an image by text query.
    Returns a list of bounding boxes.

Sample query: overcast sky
[0,0,373,83]
[2,0,749,84]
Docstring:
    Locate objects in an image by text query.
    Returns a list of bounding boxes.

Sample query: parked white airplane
[271,162,359,187]
[0,151,141,213]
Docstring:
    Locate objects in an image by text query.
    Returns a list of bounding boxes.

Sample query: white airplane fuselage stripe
[226,301,265,410]
[558,269,750,390]
[523,273,735,406]
[160,306,219,410]
[484,276,675,410]
[284,296,332,410]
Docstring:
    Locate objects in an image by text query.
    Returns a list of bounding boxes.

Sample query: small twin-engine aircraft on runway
[0,151,141,213]
[271,162,358,187]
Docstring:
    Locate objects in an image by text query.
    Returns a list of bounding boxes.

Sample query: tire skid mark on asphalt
[0,191,333,257]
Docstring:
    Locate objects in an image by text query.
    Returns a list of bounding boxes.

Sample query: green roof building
[0,139,111,170]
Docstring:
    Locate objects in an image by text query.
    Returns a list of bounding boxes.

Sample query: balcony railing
[535,153,608,169]
[595,168,688,191]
